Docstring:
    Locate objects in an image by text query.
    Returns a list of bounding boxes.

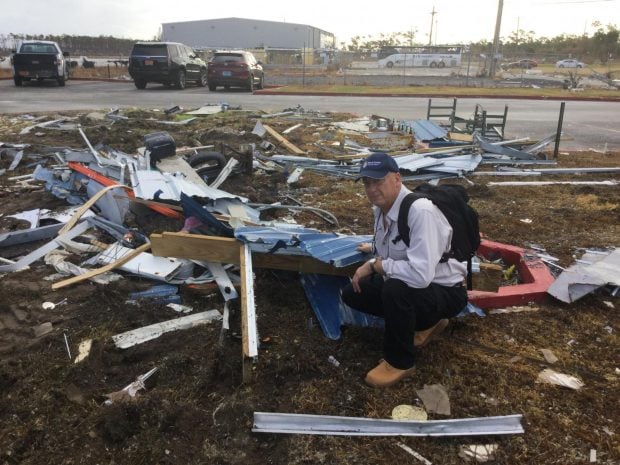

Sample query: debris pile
[0,103,618,465]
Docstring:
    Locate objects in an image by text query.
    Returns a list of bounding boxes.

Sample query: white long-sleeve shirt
[374,185,467,288]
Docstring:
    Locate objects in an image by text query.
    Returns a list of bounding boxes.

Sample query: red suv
[207,51,264,92]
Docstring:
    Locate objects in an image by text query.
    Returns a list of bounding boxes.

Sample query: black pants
[341,274,467,369]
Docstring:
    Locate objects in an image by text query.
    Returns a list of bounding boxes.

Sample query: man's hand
[351,261,374,293]
[357,242,373,254]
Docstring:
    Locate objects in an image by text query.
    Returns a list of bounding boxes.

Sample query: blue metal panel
[401,120,448,141]
[299,234,372,267]
[180,192,234,237]
[235,226,371,267]
[301,273,383,340]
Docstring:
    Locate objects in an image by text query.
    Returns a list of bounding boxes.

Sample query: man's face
[362,172,401,211]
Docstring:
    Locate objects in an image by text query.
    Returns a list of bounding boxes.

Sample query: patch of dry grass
[575,194,617,211]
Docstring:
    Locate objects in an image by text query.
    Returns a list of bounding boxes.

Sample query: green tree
[592,24,619,63]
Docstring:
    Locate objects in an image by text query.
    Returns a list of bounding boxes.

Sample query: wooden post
[239,243,257,383]
[553,102,566,159]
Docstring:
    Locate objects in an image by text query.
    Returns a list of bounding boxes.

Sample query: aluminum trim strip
[253,412,524,437]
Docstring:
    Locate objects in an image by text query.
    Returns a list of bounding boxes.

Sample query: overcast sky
[1,0,618,45]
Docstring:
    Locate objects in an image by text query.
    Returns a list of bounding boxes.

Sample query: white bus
[377,45,462,69]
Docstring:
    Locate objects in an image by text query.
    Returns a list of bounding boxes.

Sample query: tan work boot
[414,319,449,348]
[364,360,415,388]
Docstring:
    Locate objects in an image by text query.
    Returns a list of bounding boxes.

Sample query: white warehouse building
[161,17,336,51]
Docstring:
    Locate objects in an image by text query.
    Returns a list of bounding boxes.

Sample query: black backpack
[394,184,481,290]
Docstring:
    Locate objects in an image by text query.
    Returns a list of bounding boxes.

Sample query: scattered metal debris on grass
[458,444,499,463]
[548,248,620,303]
[104,367,158,404]
[111,310,222,349]
[396,442,433,464]
[536,368,584,390]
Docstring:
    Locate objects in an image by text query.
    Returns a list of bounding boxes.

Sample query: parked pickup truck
[11,40,70,87]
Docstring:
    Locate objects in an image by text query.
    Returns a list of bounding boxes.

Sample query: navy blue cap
[357,152,399,180]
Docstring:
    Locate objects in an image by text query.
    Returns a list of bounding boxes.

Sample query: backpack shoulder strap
[394,192,420,248]
[394,189,452,262]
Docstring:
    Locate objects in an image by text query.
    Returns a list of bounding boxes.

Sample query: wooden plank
[480,262,504,271]
[58,184,125,235]
[447,132,474,142]
[150,232,357,276]
[52,242,151,290]
[262,124,305,155]
[151,233,241,264]
[240,243,259,383]
[253,253,356,276]
[240,243,250,359]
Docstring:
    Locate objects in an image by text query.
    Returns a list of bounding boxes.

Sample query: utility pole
[489,0,504,79]
[428,6,437,46]
[302,41,305,87]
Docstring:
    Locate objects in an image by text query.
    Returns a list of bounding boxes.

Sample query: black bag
[395,184,480,289]
[144,131,176,167]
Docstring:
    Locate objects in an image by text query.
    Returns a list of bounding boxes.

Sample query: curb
[69,77,132,83]
[0,76,130,83]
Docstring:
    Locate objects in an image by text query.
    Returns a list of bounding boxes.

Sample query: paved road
[1,79,618,150]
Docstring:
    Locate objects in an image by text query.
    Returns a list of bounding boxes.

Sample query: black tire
[57,76,66,87]
[176,70,186,90]
[134,79,147,89]
[224,85,230,90]
[256,75,264,90]
[247,75,254,92]
[437,61,445,69]
[197,69,207,87]
[386,61,394,68]
[208,83,217,91]
[559,65,565,68]
[430,61,437,68]
[14,76,22,87]
[188,151,227,184]
[577,64,583,68]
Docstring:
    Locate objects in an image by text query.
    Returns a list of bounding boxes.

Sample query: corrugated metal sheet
[404,120,448,141]
[234,226,371,267]
[300,273,384,340]
[394,153,446,172]
[423,154,482,175]
[131,170,247,202]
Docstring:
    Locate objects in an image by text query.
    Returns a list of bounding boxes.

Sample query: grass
[263,84,619,99]
[2,65,618,99]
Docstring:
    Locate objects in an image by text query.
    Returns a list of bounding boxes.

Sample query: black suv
[207,51,264,92]
[128,42,207,90]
